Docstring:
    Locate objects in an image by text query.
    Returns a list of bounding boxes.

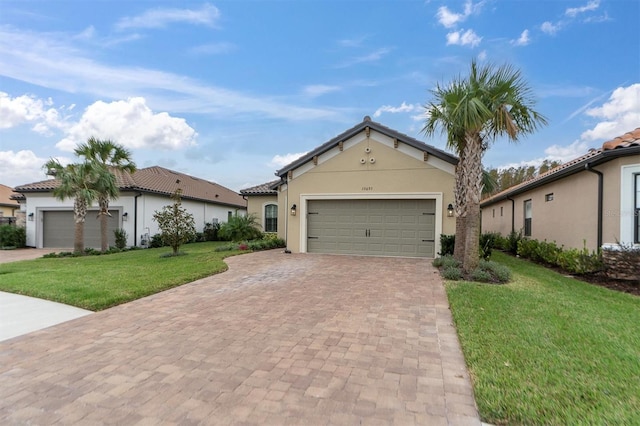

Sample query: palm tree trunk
[74,198,87,254]
[99,196,109,252]
[453,151,467,262]
[461,133,484,273]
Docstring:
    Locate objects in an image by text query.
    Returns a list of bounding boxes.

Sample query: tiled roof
[0,184,20,207]
[240,180,280,195]
[276,116,458,177]
[13,166,246,208]
[482,127,640,206]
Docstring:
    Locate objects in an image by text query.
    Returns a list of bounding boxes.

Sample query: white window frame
[620,164,640,246]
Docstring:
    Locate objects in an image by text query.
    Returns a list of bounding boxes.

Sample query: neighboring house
[0,184,20,219]
[242,116,458,258]
[13,166,247,249]
[481,128,640,251]
[240,180,280,234]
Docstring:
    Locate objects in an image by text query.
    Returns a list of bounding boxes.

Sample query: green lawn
[446,251,640,425]
[0,242,243,311]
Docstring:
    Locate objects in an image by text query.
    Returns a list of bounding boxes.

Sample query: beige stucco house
[481,128,640,251]
[241,117,458,258]
[0,184,20,220]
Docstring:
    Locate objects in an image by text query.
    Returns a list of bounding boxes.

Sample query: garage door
[43,210,119,249]
[307,199,436,257]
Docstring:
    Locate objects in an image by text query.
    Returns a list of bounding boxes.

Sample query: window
[524,199,532,237]
[492,208,495,218]
[545,193,554,202]
[227,211,232,221]
[264,204,278,233]
[635,174,640,244]
[500,206,504,217]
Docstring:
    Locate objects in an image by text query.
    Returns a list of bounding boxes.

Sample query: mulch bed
[571,272,640,297]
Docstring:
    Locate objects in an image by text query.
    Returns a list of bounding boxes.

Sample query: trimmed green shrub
[433,255,461,269]
[203,222,221,241]
[114,228,127,249]
[557,244,603,275]
[0,225,26,248]
[476,259,512,283]
[506,230,523,255]
[149,233,166,248]
[439,234,455,256]
[442,266,463,280]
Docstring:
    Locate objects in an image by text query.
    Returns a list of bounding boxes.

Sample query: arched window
[265,204,278,233]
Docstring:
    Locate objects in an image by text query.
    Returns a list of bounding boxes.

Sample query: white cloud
[115,3,220,31]
[0,150,56,187]
[269,152,307,168]
[436,0,484,28]
[446,29,482,47]
[477,50,487,61]
[188,42,235,55]
[302,85,341,98]
[335,48,392,68]
[566,0,600,17]
[373,102,421,118]
[337,36,369,48]
[540,21,560,35]
[581,84,640,141]
[55,97,198,152]
[0,92,67,134]
[0,26,339,121]
[543,140,591,162]
[512,29,530,46]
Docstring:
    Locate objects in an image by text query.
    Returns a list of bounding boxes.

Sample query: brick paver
[0,250,480,425]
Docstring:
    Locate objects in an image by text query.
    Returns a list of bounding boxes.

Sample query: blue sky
[1,0,638,191]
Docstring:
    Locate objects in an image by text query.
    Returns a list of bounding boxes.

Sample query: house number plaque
[362,186,374,191]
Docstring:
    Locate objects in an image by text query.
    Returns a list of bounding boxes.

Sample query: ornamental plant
[153,188,196,256]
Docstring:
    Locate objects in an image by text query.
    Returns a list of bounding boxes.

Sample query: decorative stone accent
[602,244,640,282]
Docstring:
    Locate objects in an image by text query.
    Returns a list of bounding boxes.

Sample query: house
[480,128,640,251]
[0,184,20,221]
[13,166,247,249]
[241,116,458,257]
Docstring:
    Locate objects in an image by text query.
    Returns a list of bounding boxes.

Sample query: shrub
[439,234,455,256]
[219,214,262,242]
[153,188,197,255]
[442,266,463,280]
[0,225,26,248]
[476,259,512,283]
[518,239,562,265]
[556,242,604,275]
[479,232,501,260]
[433,255,461,269]
[114,228,127,249]
[149,233,166,248]
[203,222,221,241]
[470,268,493,283]
[506,230,523,255]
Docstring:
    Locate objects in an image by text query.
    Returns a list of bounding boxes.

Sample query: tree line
[483,160,562,196]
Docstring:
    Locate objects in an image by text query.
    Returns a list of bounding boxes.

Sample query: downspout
[134,192,142,247]
[506,196,515,234]
[585,163,603,250]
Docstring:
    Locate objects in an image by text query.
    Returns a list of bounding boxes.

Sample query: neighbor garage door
[43,210,119,249]
[307,199,436,257]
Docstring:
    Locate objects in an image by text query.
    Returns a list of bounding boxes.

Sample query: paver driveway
[0,250,480,425]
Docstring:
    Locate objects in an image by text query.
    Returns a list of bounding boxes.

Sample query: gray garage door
[43,210,119,249]
[307,199,436,257]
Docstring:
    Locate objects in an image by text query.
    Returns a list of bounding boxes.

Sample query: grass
[0,242,244,311]
[446,251,640,425]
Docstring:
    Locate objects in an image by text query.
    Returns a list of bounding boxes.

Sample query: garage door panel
[307,199,436,257]
[43,210,119,249]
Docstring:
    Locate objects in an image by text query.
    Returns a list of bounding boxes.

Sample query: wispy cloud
[269,152,307,168]
[0,26,340,122]
[337,35,369,48]
[115,3,220,31]
[436,0,485,28]
[540,21,560,35]
[565,0,600,17]
[334,47,392,68]
[446,29,482,47]
[302,85,341,98]
[511,29,530,46]
[373,102,421,118]
[188,42,235,55]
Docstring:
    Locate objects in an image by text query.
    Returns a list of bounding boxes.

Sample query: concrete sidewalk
[0,291,92,342]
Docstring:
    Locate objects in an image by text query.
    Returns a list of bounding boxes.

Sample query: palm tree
[425,60,547,273]
[44,160,99,254]
[75,137,136,252]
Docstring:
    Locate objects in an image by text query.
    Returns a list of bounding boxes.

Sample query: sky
[1,0,639,192]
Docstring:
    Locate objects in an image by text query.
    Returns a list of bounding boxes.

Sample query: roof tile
[240,180,280,195]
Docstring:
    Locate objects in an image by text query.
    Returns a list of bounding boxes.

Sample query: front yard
[447,251,640,425]
[0,242,244,311]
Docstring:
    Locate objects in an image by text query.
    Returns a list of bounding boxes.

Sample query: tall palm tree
[425,60,547,273]
[75,137,136,252]
[44,160,99,254]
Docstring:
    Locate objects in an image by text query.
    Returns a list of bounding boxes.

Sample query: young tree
[425,60,547,273]
[75,138,136,252]
[43,160,99,254]
[153,188,196,255]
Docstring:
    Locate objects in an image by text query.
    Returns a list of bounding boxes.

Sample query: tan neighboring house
[0,184,20,220]
[13,166,246,249]
[241,117,458,258]
[240,180,280,234]
[481,128,640,251]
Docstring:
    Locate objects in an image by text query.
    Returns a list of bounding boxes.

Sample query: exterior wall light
[290,204,297,216]
[447,204,454,217]
[28,212,34,221]
[122,212,128,221]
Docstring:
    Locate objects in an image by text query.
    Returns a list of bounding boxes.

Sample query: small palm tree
[75,137,136,252]
[425,60,547,273]
[43,160,99,254]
